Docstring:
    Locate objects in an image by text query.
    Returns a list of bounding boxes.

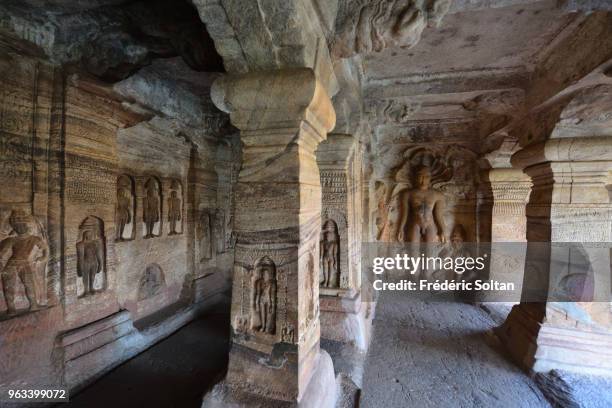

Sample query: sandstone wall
[0,45,235,396]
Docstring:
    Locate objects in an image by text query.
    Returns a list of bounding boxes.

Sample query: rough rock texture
[360,293,551,408]
[534,370,612,408]
[0,0,223,80]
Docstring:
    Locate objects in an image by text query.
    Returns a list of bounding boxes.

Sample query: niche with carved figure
[249,256,277,335]
[76,216,106,297]
[320,219,340,288]
[116,174,135,241]
[143,177,162,238]
[138,263,166,301]
[375,146,479,244]
[167,180,183,236]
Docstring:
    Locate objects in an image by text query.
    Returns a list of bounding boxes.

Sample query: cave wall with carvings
[0,41,236,392]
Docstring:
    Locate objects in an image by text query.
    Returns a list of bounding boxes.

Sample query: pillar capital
[211,68,336,137]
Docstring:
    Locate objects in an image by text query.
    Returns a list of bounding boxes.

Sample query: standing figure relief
[76,218,106,297]
[168,190,181,235]
[320,219,340,288]
[0,211,48,315]
[399,165,447,243]
[249,256,277,335]
[143,178,160,238]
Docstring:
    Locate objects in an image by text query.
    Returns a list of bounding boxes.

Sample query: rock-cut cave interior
[1,0,612,407]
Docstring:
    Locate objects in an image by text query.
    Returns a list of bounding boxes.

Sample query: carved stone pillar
[204,68,337,405]
[486,169,532,298]
[316,133,370,351]
[489,169,531,242]
[498,136,612,375]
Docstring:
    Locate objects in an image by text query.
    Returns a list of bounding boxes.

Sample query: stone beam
[193,0,339,96]
[203,68,337,406]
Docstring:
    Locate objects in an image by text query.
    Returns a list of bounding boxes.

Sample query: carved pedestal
[203,69,337,406]
[316,134,371,351]
[498,137,612,375]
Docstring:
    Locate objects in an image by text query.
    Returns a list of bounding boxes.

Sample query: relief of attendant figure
[0,211,48,314]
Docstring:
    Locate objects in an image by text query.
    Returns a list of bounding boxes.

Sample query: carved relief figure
[143,178,160,238]
[214,209,225,253]
[331,0,451,58]
[0,211,48,314]
[116,175,134,241]
[399,165,447,243]
[76,217,106,297]
[198,210,212,261]
[249,256,277,335]
[138,263,166,300]
[320,220,340,288]
[167,189,182,235]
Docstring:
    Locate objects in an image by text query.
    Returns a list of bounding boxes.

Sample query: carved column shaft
[210,68,335,402]
[489,168,532,242]
[499,136,612,375]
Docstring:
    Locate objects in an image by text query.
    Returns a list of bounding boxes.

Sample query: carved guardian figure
[0,211,48,314]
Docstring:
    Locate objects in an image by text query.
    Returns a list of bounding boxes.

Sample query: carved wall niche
[0,210,50,318]
[116,175,135,241]
[167,180,183,236]
[76,216,107,297]
[248,256,277,335]
[320,219,341,288]
[375,145,479,243]
[138,263,166,301]
[142,177,162,238]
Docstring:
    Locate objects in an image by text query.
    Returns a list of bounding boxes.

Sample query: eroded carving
[198,210,213,261]
[249,256,277,335]
[332,0,452,58]
[0,211,48,315]
[168,180,182,236]
[116,175,134,241]
[77,216,106,297]
[138,263,166,300]
[320,220,340,288]
[143,178,161,238]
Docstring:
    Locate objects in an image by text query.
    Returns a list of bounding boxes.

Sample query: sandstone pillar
[498,136,612,375]
[205,68,336,405]
[316,134,370,351]
[486,168,532,299]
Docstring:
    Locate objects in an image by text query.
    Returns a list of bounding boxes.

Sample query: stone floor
[63,310,230,408]
[360,292,551,408]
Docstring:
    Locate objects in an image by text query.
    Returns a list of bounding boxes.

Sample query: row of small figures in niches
[116,175,183,241]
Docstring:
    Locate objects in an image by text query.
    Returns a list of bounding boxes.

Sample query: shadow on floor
[63,311,230,408]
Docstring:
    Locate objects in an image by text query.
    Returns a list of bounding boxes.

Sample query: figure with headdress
[0,211,48,314]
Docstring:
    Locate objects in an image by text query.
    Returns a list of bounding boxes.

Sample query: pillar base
[497,304,612,377]
[201,350,337,408]
[319,291,373,352]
